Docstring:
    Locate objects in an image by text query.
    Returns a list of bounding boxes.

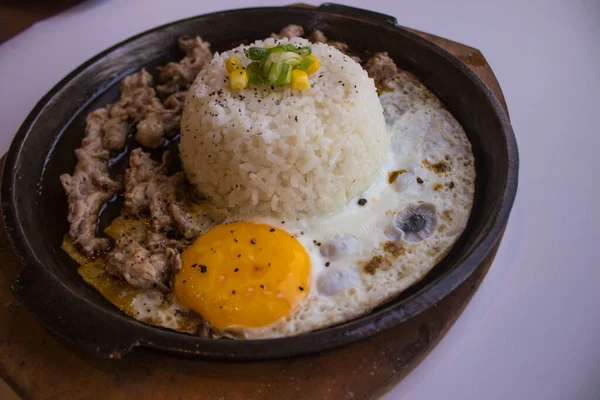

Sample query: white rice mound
[180,37,388,217]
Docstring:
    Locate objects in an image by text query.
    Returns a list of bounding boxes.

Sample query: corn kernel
[305,55,320,74]
[229,68,249,90]
[291,70,309,90]
[226,56,243,73]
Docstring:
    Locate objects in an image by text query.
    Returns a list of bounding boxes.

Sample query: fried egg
[174,222,313,331]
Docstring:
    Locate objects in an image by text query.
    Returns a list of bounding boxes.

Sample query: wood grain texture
[0,24,508,400]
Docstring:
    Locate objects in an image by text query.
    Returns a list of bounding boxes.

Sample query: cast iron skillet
[0,4,518,360]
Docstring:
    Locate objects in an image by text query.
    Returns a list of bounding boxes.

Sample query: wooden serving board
[0,26,508,400]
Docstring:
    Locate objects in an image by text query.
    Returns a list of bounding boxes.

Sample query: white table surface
[1,0,599,399]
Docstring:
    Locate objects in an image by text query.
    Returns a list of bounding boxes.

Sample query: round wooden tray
[0,29,508,399]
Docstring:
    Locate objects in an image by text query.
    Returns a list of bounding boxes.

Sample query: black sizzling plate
[0,4,518,360]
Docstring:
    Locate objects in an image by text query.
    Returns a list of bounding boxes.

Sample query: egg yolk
[174,222,310,330]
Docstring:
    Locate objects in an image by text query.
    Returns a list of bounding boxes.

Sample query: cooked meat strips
[136,91,187,148]
[61,55,198,257]
[308,29,327,43]
[271,24,304,39]
[123,148,180,233]
[307,29,360,62]
[101,69,161,151]
[103,66,193,151]
[107,146,227,290]
[61,70,168,256]
[135,113,165,149]
[124,148,167,216]
[102,103,129,151]
[364,52,399,88]
[120,68,162,122]
[120,69,184,149]
[60,109,123,257]
[170,183,227,239]
[162,91,187,130]
[105,230,180,290]
[124,148,220,237]
[157,36,213,96]
[146,231,190,253]
[150,172,184,234]
[272,25,356,58]
[170,201,209,239]
[309,29,348,53]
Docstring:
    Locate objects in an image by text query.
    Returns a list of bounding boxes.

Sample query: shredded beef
[150,172,184,234]
[105,230,180,290]
[308,29,327,43]
[364,52,399,86]
[271,24,304,39]
[136,91,186,148]
[170,184,226,239]
[60,109,122,256]
[156,36,212,96]
[307,29,360,62]
[123,148,166,216]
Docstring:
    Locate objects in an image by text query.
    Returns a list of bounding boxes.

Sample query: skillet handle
[11,261,140,359]
[317,3,399,27]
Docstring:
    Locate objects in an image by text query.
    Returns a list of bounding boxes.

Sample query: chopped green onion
[271,51,302,66]
[281,53,303,66]
[278,44,312,56]
[262,51,301,81]
[296,57,315,71]
[281,44,299,52]
[244,47,268,60]
[266,46,285,56]
[274,63,292,85]
[262,49,281,78]
[246,62,262,83]
[298,46,311,56]
[266,62,282,83]
[242,44,314,87]
[262,55,274,77]
[262,58,273,79]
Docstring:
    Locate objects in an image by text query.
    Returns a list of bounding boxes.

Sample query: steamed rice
[180,37,388,217]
